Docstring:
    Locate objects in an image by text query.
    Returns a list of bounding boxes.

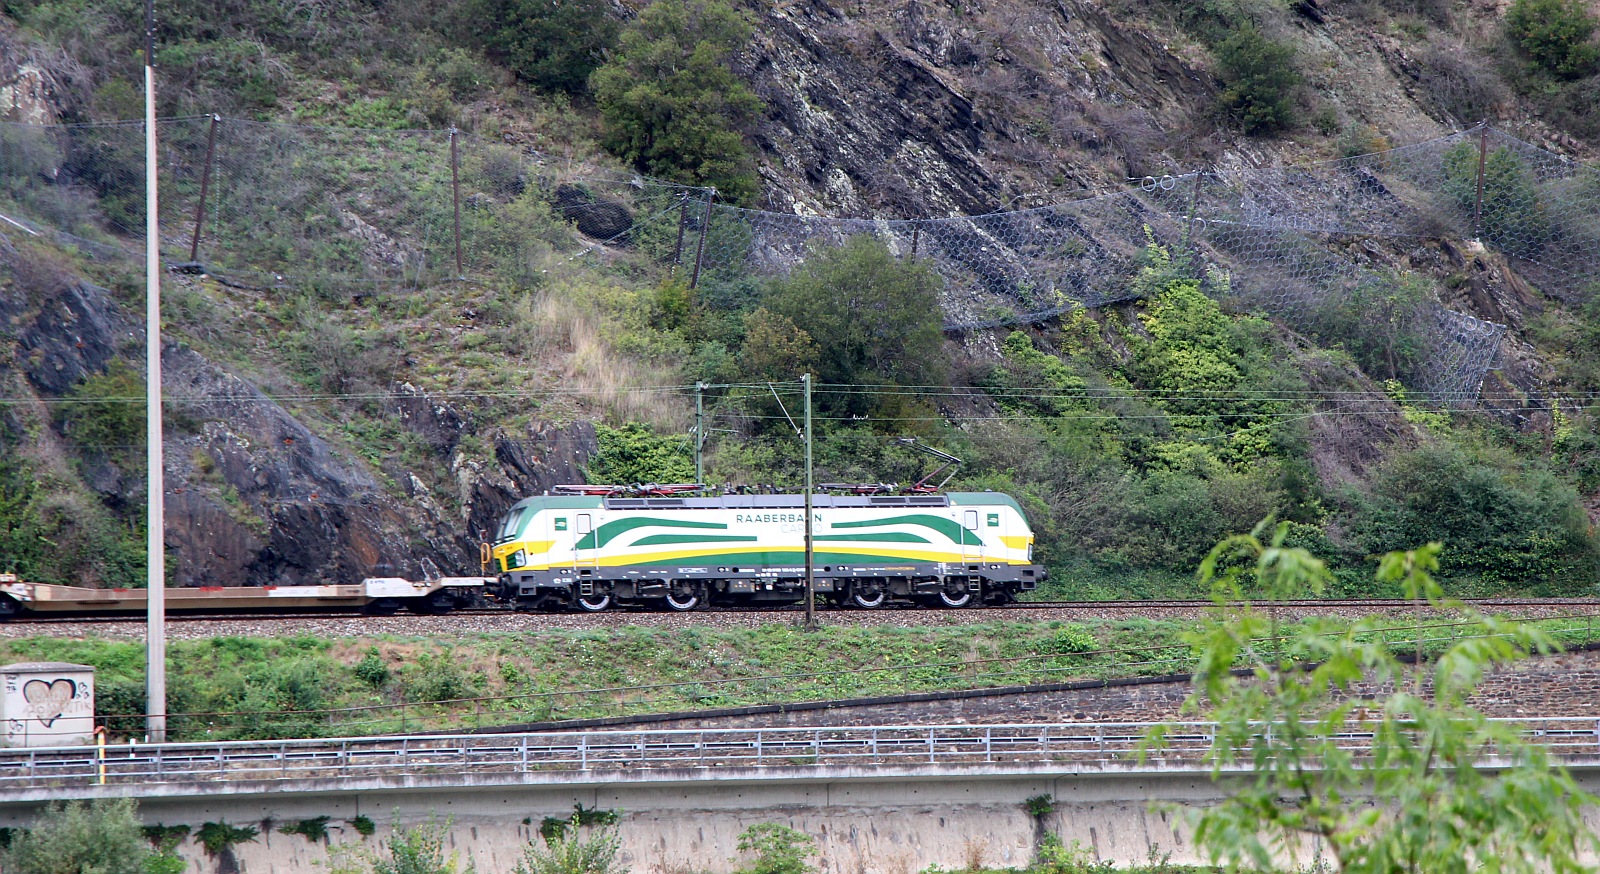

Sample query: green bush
[518,810,624,874]
[1348,444,1599,590]
[1305,272,1433,381]
[585,423,696,485]
[1442,142,1552,255]
[734,824,816,874]
[1,799,150,874]
[760,236,947,418]
[590,0,764,203]
[1214,24,1301,134]
[464,0,618,93]
[1506,0,1600,79]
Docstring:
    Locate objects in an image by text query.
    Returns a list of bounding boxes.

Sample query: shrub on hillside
[462,0,618,94]
[0,799,150,874]
[590,0,763,204]
[759,236,947,418]
[1214,24,1301,135]
[1347,444,1598,590]
[1442,142,1552,254]
[1506,0,1600,79]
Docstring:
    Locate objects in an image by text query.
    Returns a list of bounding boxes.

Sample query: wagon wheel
[575,592,612,612]
[937,586,975,608]
[408,590,457,614]
[0,595,18,620]
[850,581,888,609]
[664,583,703,612]
[364,597,401,615]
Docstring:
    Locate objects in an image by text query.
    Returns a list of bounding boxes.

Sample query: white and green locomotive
[488,491,1045,611]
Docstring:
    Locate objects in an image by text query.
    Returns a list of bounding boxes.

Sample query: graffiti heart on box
[23,679,78,727]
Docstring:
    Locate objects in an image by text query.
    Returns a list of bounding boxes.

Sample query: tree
[1214,24,1301,135]
[761,235,947,417]
[1,799,151,874]
[590,0,764,204]
[1506,0,1600,79]
[1145,523,1596,874]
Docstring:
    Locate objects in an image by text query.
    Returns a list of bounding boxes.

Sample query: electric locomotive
[488,488,1045,611]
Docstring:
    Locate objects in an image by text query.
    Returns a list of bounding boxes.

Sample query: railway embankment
[482,642,1600,734]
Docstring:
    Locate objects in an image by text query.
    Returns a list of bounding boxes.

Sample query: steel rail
[7,598,1599,624]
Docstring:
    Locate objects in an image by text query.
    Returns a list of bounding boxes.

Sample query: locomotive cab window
[496,507,526,543]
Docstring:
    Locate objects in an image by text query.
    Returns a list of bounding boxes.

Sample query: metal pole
[187,113,219,263]
[672,194,690,273]
[695,381,706,485]
[910,226,919,258]
[1472,122,1489,238]
[689,188,715,290]
[803,374,815,632]
[143,0,167,745]
[450,127,464,278]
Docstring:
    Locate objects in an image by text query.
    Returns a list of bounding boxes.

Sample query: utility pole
[803,374,815,632]
[143,0,167,744]
[694,382,706,486]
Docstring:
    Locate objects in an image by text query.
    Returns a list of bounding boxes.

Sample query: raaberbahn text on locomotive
[489,483,1046,612]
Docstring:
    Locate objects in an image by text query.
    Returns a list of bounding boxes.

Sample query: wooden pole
[450,127,464,278]
[187,113,219,263]
[689,188,715,290]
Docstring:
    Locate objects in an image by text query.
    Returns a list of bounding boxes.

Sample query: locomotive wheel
[575,592,612,612]
[664,584,702,612]
[937,587,975,608]
[850,582,888,609]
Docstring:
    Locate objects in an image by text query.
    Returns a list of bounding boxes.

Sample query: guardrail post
[928,727,936,764]
[985,727,993,763]
[520,736,529,772]
[580,735,588,770]
[700,732,708,768]
[756,730,764,767]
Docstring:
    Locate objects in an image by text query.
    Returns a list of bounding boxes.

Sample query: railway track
[5,597,1597,626]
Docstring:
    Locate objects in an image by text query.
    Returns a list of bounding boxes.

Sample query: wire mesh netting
[2,118,1596,402]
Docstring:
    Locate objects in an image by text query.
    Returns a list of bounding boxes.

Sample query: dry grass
[513,283,688,430]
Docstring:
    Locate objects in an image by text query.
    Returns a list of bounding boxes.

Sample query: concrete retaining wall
[7,765,1600,874]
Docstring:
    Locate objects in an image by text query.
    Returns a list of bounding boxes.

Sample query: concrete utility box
[1,662,95,747]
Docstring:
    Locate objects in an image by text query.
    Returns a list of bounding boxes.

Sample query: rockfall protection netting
[2,118,1597,401]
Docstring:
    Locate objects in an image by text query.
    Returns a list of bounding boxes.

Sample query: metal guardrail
[4,719,1600,791]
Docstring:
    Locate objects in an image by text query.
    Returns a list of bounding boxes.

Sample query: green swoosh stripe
[576,516,727,550]
[830,514,983,545]
[814,532,932,543]
[631,534,760,546]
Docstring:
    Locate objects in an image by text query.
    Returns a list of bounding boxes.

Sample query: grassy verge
[6,611,1598,741]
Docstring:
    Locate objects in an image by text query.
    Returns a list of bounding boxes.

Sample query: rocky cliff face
[0,245,594,586]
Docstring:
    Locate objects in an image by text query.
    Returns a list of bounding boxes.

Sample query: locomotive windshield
[494,505,528,544]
